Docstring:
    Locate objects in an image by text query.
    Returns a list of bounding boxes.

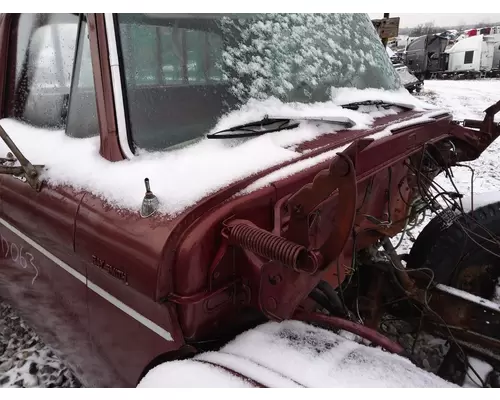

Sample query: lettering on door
[92,255,128,284]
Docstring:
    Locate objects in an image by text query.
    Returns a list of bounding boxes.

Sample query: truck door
[0,13,101,386]
[71,15,184,386]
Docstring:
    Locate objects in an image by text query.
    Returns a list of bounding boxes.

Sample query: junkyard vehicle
[0,13,499,388]
[387,48,423,93]
[393,63,423,93]
[404,34,449,80]
[405,32,500,80]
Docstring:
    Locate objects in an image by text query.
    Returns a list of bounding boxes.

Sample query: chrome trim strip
[0,217,173,341]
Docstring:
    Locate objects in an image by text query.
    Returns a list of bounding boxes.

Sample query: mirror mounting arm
[0,125,44,191]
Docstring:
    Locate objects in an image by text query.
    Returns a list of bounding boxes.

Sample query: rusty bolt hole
[293,204,303,215]
[268,274,282,285]
[267,297,278,310]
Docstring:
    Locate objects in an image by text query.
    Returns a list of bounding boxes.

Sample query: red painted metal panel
[74,193,184,386]
[0,176,97,385]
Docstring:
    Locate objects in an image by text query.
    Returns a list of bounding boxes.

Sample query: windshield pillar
[89,13,134,160]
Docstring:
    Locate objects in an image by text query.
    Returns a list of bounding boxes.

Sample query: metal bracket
[0,125,44,191]
[450,99,500,161]
[256,139,371,320]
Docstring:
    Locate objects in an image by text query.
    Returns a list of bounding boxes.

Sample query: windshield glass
[116,13,402,152]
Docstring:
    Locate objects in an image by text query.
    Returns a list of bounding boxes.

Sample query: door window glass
[7,14,79,129]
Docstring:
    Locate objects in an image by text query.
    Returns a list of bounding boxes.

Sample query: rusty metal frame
[410,281,500,362]
[214,140,370,321]
[451,99,500,160]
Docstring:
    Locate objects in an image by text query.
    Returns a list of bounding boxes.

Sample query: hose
[316,280,345,315]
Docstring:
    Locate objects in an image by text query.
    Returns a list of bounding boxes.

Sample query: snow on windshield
[0,88,434,217]
[117,13,404,152]
[220,13,402,103]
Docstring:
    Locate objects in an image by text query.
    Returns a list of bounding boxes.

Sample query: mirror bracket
[0,125,45,191]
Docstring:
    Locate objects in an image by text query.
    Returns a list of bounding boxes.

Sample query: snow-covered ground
[0,302,81,387]
[1,79,500,388]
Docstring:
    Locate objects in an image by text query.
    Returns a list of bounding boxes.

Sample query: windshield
[115,13,402,152]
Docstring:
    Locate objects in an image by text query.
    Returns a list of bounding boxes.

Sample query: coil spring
[228,223,306,269]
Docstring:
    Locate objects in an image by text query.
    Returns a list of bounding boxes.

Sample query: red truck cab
[0,13,193,386]
[0,13,497,387]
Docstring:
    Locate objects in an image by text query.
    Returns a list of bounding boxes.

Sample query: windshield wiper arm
[340,100,415,111]
[207,115,356,139]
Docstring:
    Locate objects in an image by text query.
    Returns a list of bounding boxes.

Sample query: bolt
[213,271,220,279]
[293,204,303,215]
[268,274,282,285]
[337,158,351,177]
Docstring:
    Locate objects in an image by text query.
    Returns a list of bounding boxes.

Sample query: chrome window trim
[104,13,135,159]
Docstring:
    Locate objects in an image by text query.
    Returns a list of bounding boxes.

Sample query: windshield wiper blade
[268,115,356,127]
[207,117,297,139]
[340,100,415,111]
[207,115,356,139]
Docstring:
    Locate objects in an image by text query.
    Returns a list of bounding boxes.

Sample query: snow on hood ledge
[0,89,438,218]
[241,109,448,195]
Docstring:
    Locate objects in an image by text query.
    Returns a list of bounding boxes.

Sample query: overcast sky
[368,13,500,28]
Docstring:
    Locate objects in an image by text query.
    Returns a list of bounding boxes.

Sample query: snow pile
[0,89,430,217]
[138,320,456,388]
[138,360,253,388]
